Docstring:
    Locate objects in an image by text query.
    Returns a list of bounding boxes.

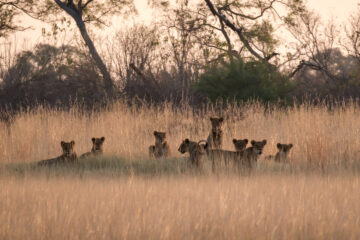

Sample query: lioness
[265,143,293,162]
[80,137,105,159]
[178,138,205,168]
[241,140,267,167]
[149,131,170,158]
[38,141,77,166]
[203,139,250,171]
[206,117,224,149]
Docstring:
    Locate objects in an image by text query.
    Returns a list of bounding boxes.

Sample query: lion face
[154,131,166,145]
[61,140,75,156]
[92,137,105,151]
[210,117,224,133]
[250,140,267,155]
[232,138,248,151]
[178,139,190,154]
[277,143,293,153]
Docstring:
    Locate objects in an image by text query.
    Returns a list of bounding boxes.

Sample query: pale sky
[5,0,360,48]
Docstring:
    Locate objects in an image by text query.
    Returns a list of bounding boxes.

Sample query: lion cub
[149,131,170,158]
[38,141,77,166]
[178,139,205,167]
[206,117,224,149]
[265,143,293,162]
[80,137,105,159]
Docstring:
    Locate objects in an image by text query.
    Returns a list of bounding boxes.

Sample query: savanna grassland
[1,101,360,239]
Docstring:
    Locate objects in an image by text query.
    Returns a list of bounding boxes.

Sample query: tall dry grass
[0,100,359,166]
[1,175,360,239]
[1,101,360,239]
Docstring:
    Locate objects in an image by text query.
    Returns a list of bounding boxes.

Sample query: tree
[8,0,135,95]
[0,43,107,109]
[110,24,164,99]
[201,0,307,63]
[196,58,293,103]
[0,2,25,37]
[344,10,360,64]
[293,48,360,99]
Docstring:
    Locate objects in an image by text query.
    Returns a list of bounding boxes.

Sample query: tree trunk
[76,21,114,94]
[54,0,114,96]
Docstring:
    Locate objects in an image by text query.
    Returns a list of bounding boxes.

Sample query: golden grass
[1,101,360,239]
[1,101,360,166]
[1,175,360,240]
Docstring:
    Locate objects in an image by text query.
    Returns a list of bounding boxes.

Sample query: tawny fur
[80,137,105,159]
[204,146,243,171]
[149,131,170,158]
[38,141,77,166]
[240,140,267,167]
[204,138,251,171]
[178,139,205,168]
[265,143,293,162]
[232,138,249,152]
[206,117,224,149]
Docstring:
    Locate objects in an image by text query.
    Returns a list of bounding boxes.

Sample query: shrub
[195,59,294,103]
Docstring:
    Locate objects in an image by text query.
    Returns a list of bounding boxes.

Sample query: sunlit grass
[1,100,360,239]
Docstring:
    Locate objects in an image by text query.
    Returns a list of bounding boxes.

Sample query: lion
[80,137,105,159]
[202,141,241,171]
[149,131,170,158]
[178,138,205,168]
[38,140,77,166]
[240,140,267,167]
[203,139,250,171]
[232,138,249,152]
[206,117,224,149]
[265,143,293,162]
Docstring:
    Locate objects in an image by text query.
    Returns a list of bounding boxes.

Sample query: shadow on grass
[1,155,205,178]
[2,156,360,178]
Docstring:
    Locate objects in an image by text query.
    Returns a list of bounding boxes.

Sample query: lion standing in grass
[149,131,170,158]
[178,139,206,168]
[203,139,249,171]
[80,137,105,159]
[38,141,77,166]
[207,117,224,149]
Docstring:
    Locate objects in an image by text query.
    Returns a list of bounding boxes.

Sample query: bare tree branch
[204,0,272,63]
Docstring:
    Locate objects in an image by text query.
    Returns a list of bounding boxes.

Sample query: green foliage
[195,59,294,103]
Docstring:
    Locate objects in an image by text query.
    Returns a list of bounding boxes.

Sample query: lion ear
[210,117,213,121]
[61,141,65,147]
[244,139,248,144]
[289,143,293,148]
[219,117,224,122]
[92,137,95,143]
[153,131,158,136]
[101,137,105,142]
[251,140,255,146]
[71,140,75,146]
[232,139,237,144]
[185,138,190,143]
[262,140,267,145]
[277,143,282,150]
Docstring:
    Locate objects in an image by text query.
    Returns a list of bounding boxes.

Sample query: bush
[195,59,294,103]
[0,44,108,112]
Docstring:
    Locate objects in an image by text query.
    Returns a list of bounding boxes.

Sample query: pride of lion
[37,116,293,170]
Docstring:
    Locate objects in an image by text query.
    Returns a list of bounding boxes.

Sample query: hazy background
[10,0,360,48]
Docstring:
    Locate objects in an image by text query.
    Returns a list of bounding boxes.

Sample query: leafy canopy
[196,59,294,103]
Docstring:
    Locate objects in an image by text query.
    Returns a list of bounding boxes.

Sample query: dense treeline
[0,0,359,111]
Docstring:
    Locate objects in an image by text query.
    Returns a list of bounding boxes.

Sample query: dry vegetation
[1,101,360,239]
